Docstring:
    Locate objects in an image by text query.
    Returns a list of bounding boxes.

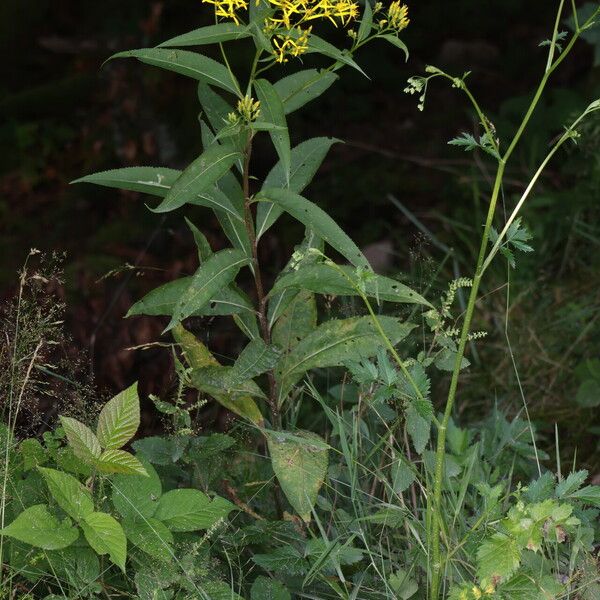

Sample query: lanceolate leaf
[254,79,290,183]
[109,48,240,95]
[72,167,179,197]
[272,290,317,356]
[96,449,148,476]
[154,144,241,213]
[258,188,371,270]
[269,263,431,306]
[186,217,213,263]
[81,512,127,573]
[173,325,264,425]
[301,33,366,76]
[267,430,328,522]
[127,276,254,319]
[229,338,282,384]
[166,249,250,330]
[378,34,409,60]
[274,69,339,115]
[257,137,338,239]
[59,416,101,464]
[96,382,140,450]
[0,505,79,550]
[190,366,266,400]
[357,0,373,43]
[158,23,251,47]
[38,467,94,521]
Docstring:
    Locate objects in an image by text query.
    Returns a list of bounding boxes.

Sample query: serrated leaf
[252,546,308,575]
[269,263,431,306]
[405,404,430,455]
[158,23,251,47]
[267,430,328,522]
[166,248,250,330]
[38,467,94,521]
[256,137,338,239]
[109,48,240,95]
[392,459,416,493]
[251,576,291,600]
[81,512,127,572]
[274,69,338,115]
[1,504,79,550]
[254,79,290,183]
[72,167,179,196]
[258,188,371,269]
[112,457,162,521]
[122,517,174,561]
[556,470,588,498]
[476,533,521,584]
[389,569,418,599]
[97,382,140,450]
[96,449,148,476]
[570,485,600,507]
[153,144,241,213]
[59,416,101,465]
[153,489,235,531]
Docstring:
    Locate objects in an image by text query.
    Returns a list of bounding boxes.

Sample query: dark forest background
[1,1,599,470]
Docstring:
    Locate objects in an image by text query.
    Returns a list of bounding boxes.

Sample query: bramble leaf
[97,382,140,450]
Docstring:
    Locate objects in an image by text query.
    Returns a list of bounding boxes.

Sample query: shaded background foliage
[1,0,599,469]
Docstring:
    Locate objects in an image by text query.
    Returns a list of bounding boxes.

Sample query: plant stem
[241,133,280,429]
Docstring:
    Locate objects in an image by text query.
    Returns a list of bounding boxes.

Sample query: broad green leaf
[272,290,317,357]
[72,167,179,197]
[257,137,338,239]
[274,69,339,115]
[251,576,291,600]
[269,263,431,306]
[96,382,140,450]
[405,404,430,455]
[81,512,127,572]
[166,248,250,330]
[122,517,174,561]
[59,416,101,464]
[254,79,290,183]
[173,324,264,425]
[229,338,282,384]
[267,430,328,522]
[112,457,162,521]
[301,32,366,75]
[201,581,245,600]
[1,504,79,550]
[378,34,409,60]
[190,365,266,399]
[392,459,416,493]
[357,1,373,43]
[570,485,600,507]
[158,23,251,47]
[576,379,600,407]
[476,533,521,585]
[276,316,414,401]
[233,309,261,340]
[109,48,240,95]
[154,144,241,213]
[258,188,370,269]
[20,438,46,470]
[389,569,418,600]
[38,467,94,521]
[555,470,588,498]
[153,489,235,532]
[252,546,308,575]
[127,276,253,318]
[96,449,148,476]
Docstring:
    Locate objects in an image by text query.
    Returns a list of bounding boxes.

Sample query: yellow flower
[388,1,409,31]
[273,26,311,62]
[237,95,261,121]
[202,0,249,24]
[484,584,495,595]
[472,587,482,600]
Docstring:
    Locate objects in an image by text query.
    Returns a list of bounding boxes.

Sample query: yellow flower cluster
[376,1,409,32]
[457,584,496,600]
[202,0,248,25]
[272,27,312,63]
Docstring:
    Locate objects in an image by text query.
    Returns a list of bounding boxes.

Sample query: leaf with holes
[267,430,328,522]
[96,382,140,450]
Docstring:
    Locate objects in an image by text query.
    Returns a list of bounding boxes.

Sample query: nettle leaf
[72,166,179,197]
[269,263,431,306]
[158,23,251,47]
[276,316,414,401]
[274,69,339,115]
[38,467,94,521]
[96,449,148,476]
[251,576,291,600]
[153,489,235,532]
[229,338,282,384]
[258,188,371,270]
[254,79,291,183]
[1,504,79,550]
[59,416,101,465]
[267,430,328,522]
[476,533,521,585]
[112,457,162,521]
[257,137,339,239]
[173,324,264,425]
[154,144,241,213]
[122,517,174,562]
[405,404,430,455]
[97,382,140,450]
[166,248,250,330]
[556,470,588,498]
[81,512,127,572]
[570,485,600,507]
[109,48,240,95]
